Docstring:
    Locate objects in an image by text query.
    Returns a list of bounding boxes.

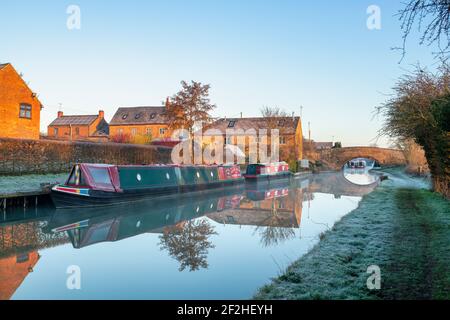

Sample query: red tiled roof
[49,115,99,126]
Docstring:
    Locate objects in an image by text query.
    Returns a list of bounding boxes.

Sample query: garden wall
[0,138,172,175]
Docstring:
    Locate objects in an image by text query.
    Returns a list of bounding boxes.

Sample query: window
[131,128,137,136]
[146,128,152,136]
[279,136,287,144]
[159,128,167,136]
[67,165,86,186]
[54,128,59,136]
[89,167,112,185]
[228,120,235,128]
[75,127,80,135]
[118,128,123,135]
[226,136,233,144]
[19,104,32,119]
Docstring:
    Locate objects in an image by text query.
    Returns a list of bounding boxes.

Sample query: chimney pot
[99,110,104,118]
[57,111,63,118]
[165,97,170,108]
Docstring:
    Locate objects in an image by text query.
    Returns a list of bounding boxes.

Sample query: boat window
[67,165,86,186]
[67,167,77,185]
[89,167,112,185]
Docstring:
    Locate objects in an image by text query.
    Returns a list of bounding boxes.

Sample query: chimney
[57,111,64,118]
[165,97,170,108]
[240,112,243,118]
[292,112,295,121]
[99,110,104,118]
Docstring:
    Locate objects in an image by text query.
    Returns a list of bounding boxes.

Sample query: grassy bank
[255,169,450,300]
[0,173,67,195]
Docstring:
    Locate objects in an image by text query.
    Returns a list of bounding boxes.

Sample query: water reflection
[343,158,380,186]
[159,219,217,272]
[0,172,379,299]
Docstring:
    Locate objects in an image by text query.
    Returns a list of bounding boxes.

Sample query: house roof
[49,115,99,126]
[109,106,168,126]
[203,116,301,135]
[0,63,43,107]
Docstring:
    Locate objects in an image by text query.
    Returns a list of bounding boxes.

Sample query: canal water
[1,171,379,300]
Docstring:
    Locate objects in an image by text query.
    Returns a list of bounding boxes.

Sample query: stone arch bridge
[316,147,406,171]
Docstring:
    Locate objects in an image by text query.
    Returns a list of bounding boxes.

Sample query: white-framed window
[19,104,32,119]
[131,128,138,136]
[118,128,123,135]
[146,128,152,136]
[280,136,287,145]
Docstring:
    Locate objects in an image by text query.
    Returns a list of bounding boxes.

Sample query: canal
[1,170,380,300]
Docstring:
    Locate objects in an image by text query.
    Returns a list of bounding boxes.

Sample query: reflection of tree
[255,198,295,247]
[159,219,217,272]
[257,225,296,247]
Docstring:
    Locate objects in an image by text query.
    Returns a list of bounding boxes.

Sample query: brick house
[47,110,109,142]
[109,106,173,142]
[202,116,303,162]
[0,63,42,140]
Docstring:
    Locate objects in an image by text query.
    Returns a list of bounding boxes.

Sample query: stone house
[109,106,173,142]
[201,116,303,163]
[0,63,42,140]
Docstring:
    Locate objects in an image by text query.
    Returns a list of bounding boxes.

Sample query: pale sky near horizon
[0,0,442,146]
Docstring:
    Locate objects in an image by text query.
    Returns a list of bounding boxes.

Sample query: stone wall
[0,138,172,175]
[313,147,407,171]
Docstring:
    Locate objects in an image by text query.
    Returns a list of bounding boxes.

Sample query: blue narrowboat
[51,163,243,209]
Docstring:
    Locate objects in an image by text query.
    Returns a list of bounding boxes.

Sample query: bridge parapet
[316,147,406,171]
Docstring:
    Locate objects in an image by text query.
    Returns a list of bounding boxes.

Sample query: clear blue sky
[0,0,440,146]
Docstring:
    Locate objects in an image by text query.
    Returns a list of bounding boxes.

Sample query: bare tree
[260,106,289,130]
[377,64,450,198]
[398,0,450,60]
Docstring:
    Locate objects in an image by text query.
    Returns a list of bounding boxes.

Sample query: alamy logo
[170,121,280,165]
[366,265,381,290]
[66,5,81,30]
[66,265,81,290]
[366,5,381,30]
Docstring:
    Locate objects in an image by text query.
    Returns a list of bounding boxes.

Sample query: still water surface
[1,172,378,299]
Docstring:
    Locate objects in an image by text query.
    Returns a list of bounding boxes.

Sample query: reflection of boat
[346,159,366,169]
[51,163,243,209]
[245,177,290,201]
[244,162,292,182]
[47,188,245,248]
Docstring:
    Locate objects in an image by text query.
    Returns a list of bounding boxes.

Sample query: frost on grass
[0,173,68,194]
[254,169,449,300]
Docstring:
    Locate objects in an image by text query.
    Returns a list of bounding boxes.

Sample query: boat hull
[51,179,244,209]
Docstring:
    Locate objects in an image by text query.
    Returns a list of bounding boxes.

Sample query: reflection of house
[202,116,303,161]
[0,251,40,300]
[207,189,303,228]
[47,110,109,142]
[109,105,173,141]
[0,63,43,140]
